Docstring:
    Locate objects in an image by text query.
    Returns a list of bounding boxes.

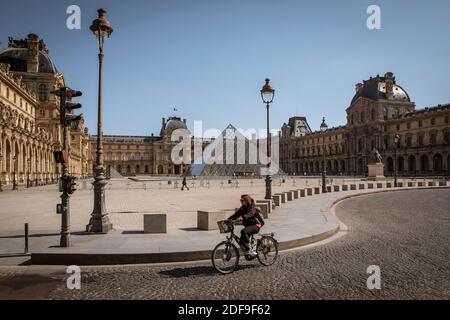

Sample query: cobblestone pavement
[1,188,449,299]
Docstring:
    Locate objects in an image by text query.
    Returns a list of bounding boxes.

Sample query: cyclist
[226,194,265,257]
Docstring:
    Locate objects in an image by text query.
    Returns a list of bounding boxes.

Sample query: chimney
[162,117,166,127]
[26,34,40,73]
[183,118,186,124]
[385,72,394,100]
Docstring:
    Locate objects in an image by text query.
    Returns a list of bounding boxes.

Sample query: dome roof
[161,116,188,136]
[351,74,410,105]
[0,47,58,74]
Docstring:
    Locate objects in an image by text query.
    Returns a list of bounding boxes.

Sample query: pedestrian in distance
[181,176,190,191]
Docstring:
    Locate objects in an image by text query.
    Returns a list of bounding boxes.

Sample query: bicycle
[211,219,279,274]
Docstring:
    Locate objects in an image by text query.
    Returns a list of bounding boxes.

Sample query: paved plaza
[0,176,343,265]
[0,188,449,299]
[0,177,325,234]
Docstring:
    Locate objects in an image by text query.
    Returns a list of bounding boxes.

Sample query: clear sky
[1,0,449,137]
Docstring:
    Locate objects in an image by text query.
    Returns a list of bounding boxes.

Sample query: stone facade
[0,34,91,185]
[90,116,211,177]
[280,72,450,176]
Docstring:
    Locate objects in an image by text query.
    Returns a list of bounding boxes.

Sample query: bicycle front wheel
[212,241,240,274]
[257,236,278,266]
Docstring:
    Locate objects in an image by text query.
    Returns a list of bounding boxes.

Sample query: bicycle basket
[217,220,231,233]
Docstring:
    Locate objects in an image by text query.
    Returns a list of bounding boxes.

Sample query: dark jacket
[228,203,265,228]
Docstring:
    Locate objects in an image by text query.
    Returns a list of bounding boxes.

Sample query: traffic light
[65,175,77,194]
[53,150,69,164]
[50,87,83,126]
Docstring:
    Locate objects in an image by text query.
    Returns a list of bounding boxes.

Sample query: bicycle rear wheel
[212,241,240,274]
[257,236,278,266]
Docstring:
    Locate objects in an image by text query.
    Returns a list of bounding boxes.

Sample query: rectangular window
[418,120,423,128]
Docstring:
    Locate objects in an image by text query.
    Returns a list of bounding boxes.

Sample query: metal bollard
[24,223,29,254]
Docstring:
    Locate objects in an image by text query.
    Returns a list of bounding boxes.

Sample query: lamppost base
[86,219,113,233]
[60,235,71,248]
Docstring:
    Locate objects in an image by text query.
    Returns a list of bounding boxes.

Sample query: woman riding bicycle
[227,194,265,256]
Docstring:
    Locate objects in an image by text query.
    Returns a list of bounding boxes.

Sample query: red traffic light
[67,90,82,98]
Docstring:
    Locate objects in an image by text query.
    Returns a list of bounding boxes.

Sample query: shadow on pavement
[159,264,259,278]
[0,231,90,239]
[179,228,199,232]
[121,231,144,234]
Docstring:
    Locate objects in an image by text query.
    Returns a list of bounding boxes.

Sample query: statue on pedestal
[367,148,385,179]
[371,148,382,164]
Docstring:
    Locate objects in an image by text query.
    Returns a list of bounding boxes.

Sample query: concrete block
[428,181,436,187]
[342,185,349,191]
[386,182,392,188]
[397,182,403,187]
[314,187,321,195]
[377,183,384,189]
[407,182,416,187]
[438,181,446,186]
[326,186,332,193]
[284,191,293,201]
[272,194,281,206]
[418,181,424,187]
[368,183,374,189]
[144,214,167,233]
[256,199,273,213]
[350,184,357,190]
[275,193,286,203]
[359,183,365,190]
[300,189,306,197]
[333,185,340,192]
[290,190,299,199]
[197,210,228,231]
[255,203,269,219]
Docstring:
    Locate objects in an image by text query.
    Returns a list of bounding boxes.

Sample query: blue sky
[1,0,449,137]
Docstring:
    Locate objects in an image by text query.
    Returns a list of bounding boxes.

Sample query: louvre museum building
[280,72,450,177]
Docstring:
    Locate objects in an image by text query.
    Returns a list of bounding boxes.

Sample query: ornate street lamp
[260,78,275,200]
[86,8,113,233]
[394,133,400,187]
[27,158,31,188]
[320,117,328,193]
